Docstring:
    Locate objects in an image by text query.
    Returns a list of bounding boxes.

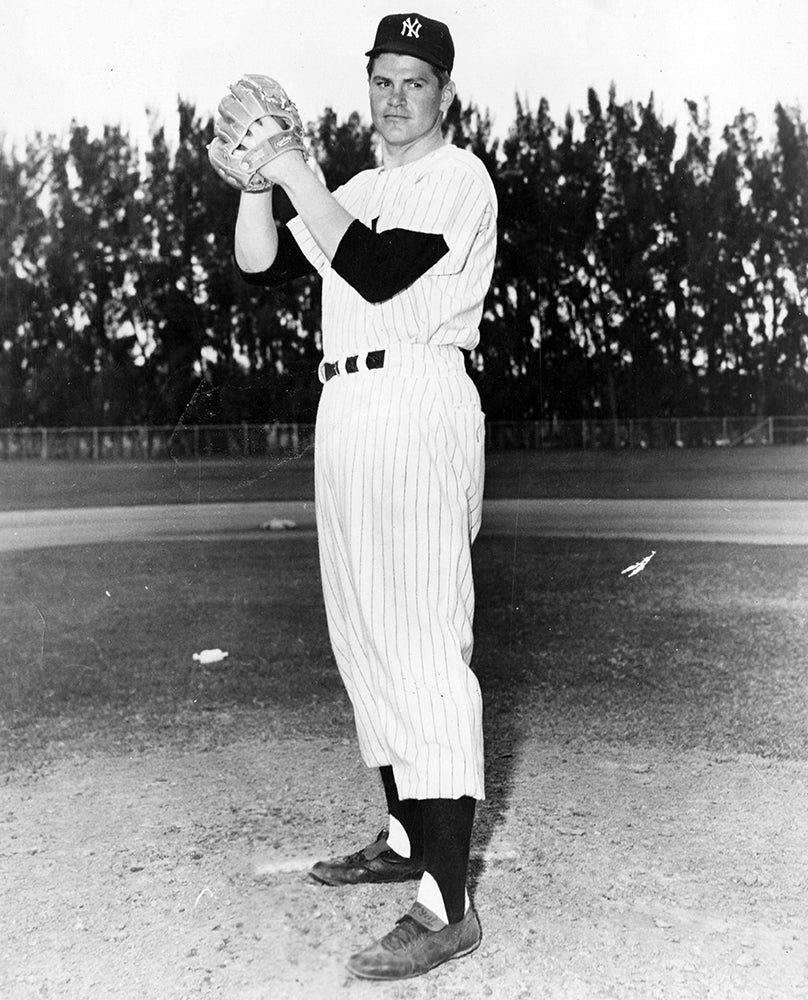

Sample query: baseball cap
[365,12,455,74]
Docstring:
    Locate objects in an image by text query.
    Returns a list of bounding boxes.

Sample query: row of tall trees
[1,90,807,427]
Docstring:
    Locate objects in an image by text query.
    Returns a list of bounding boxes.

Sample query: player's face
[368,53,454,158]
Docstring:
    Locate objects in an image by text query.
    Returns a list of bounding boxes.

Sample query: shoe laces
[341,829,389,866]
[342,846,372,865]
[380,916,428,953]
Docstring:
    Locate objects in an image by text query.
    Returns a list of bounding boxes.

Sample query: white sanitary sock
[415,871,470,926]
[386,814,411,858]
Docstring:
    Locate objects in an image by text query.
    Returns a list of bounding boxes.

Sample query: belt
[323,350,385,382]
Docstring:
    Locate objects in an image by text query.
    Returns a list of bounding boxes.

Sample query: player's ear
[440,80,456,114]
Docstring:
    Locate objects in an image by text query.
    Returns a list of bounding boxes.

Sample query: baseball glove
[208,75,308,193]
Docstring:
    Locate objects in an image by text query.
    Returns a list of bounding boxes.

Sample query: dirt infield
[3,497,808,553]
[4,723,806,1000]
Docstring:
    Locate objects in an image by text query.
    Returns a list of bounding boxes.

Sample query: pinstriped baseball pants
[314,344,485,801]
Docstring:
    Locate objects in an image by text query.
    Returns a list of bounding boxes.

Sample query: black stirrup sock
[420,796,476,924]
[379,765,423,861]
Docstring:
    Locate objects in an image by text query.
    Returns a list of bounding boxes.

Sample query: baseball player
[211,11,497,980]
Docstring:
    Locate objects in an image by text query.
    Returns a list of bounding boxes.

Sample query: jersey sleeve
[382,158,496,276]
[330,221,450,303]
[286,183,457,304]
[254,156,495,302]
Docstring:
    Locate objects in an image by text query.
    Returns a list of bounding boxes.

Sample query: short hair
[433,67,451,90]
[367,56,451,90]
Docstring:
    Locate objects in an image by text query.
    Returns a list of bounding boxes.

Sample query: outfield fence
[1,416,807,460]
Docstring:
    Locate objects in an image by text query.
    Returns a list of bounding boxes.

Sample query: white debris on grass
[192,648,229,665]
[621,550,656,578]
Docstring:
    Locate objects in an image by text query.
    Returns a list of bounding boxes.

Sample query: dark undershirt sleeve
[330,219,450,304]
[235,225,314,287]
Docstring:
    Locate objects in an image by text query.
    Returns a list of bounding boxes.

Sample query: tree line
[1,90,806,428]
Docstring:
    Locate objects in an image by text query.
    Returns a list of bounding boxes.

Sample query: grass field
[3,530,806,765]
[2,443,808,511]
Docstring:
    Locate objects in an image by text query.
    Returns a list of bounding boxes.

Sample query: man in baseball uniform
[231,12,497,980]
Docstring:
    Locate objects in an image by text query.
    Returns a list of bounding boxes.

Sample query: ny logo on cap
[401,16,422,38]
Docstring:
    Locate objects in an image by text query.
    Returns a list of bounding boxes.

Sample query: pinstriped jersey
[287,144,497,359]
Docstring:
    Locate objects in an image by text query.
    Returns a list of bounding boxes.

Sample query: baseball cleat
[308,829,424,886]
[345,901,482,980]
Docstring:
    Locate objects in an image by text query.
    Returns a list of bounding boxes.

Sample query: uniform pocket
[443,399,485,538]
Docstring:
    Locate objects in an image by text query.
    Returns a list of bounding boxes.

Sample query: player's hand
[240,115,307,186]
